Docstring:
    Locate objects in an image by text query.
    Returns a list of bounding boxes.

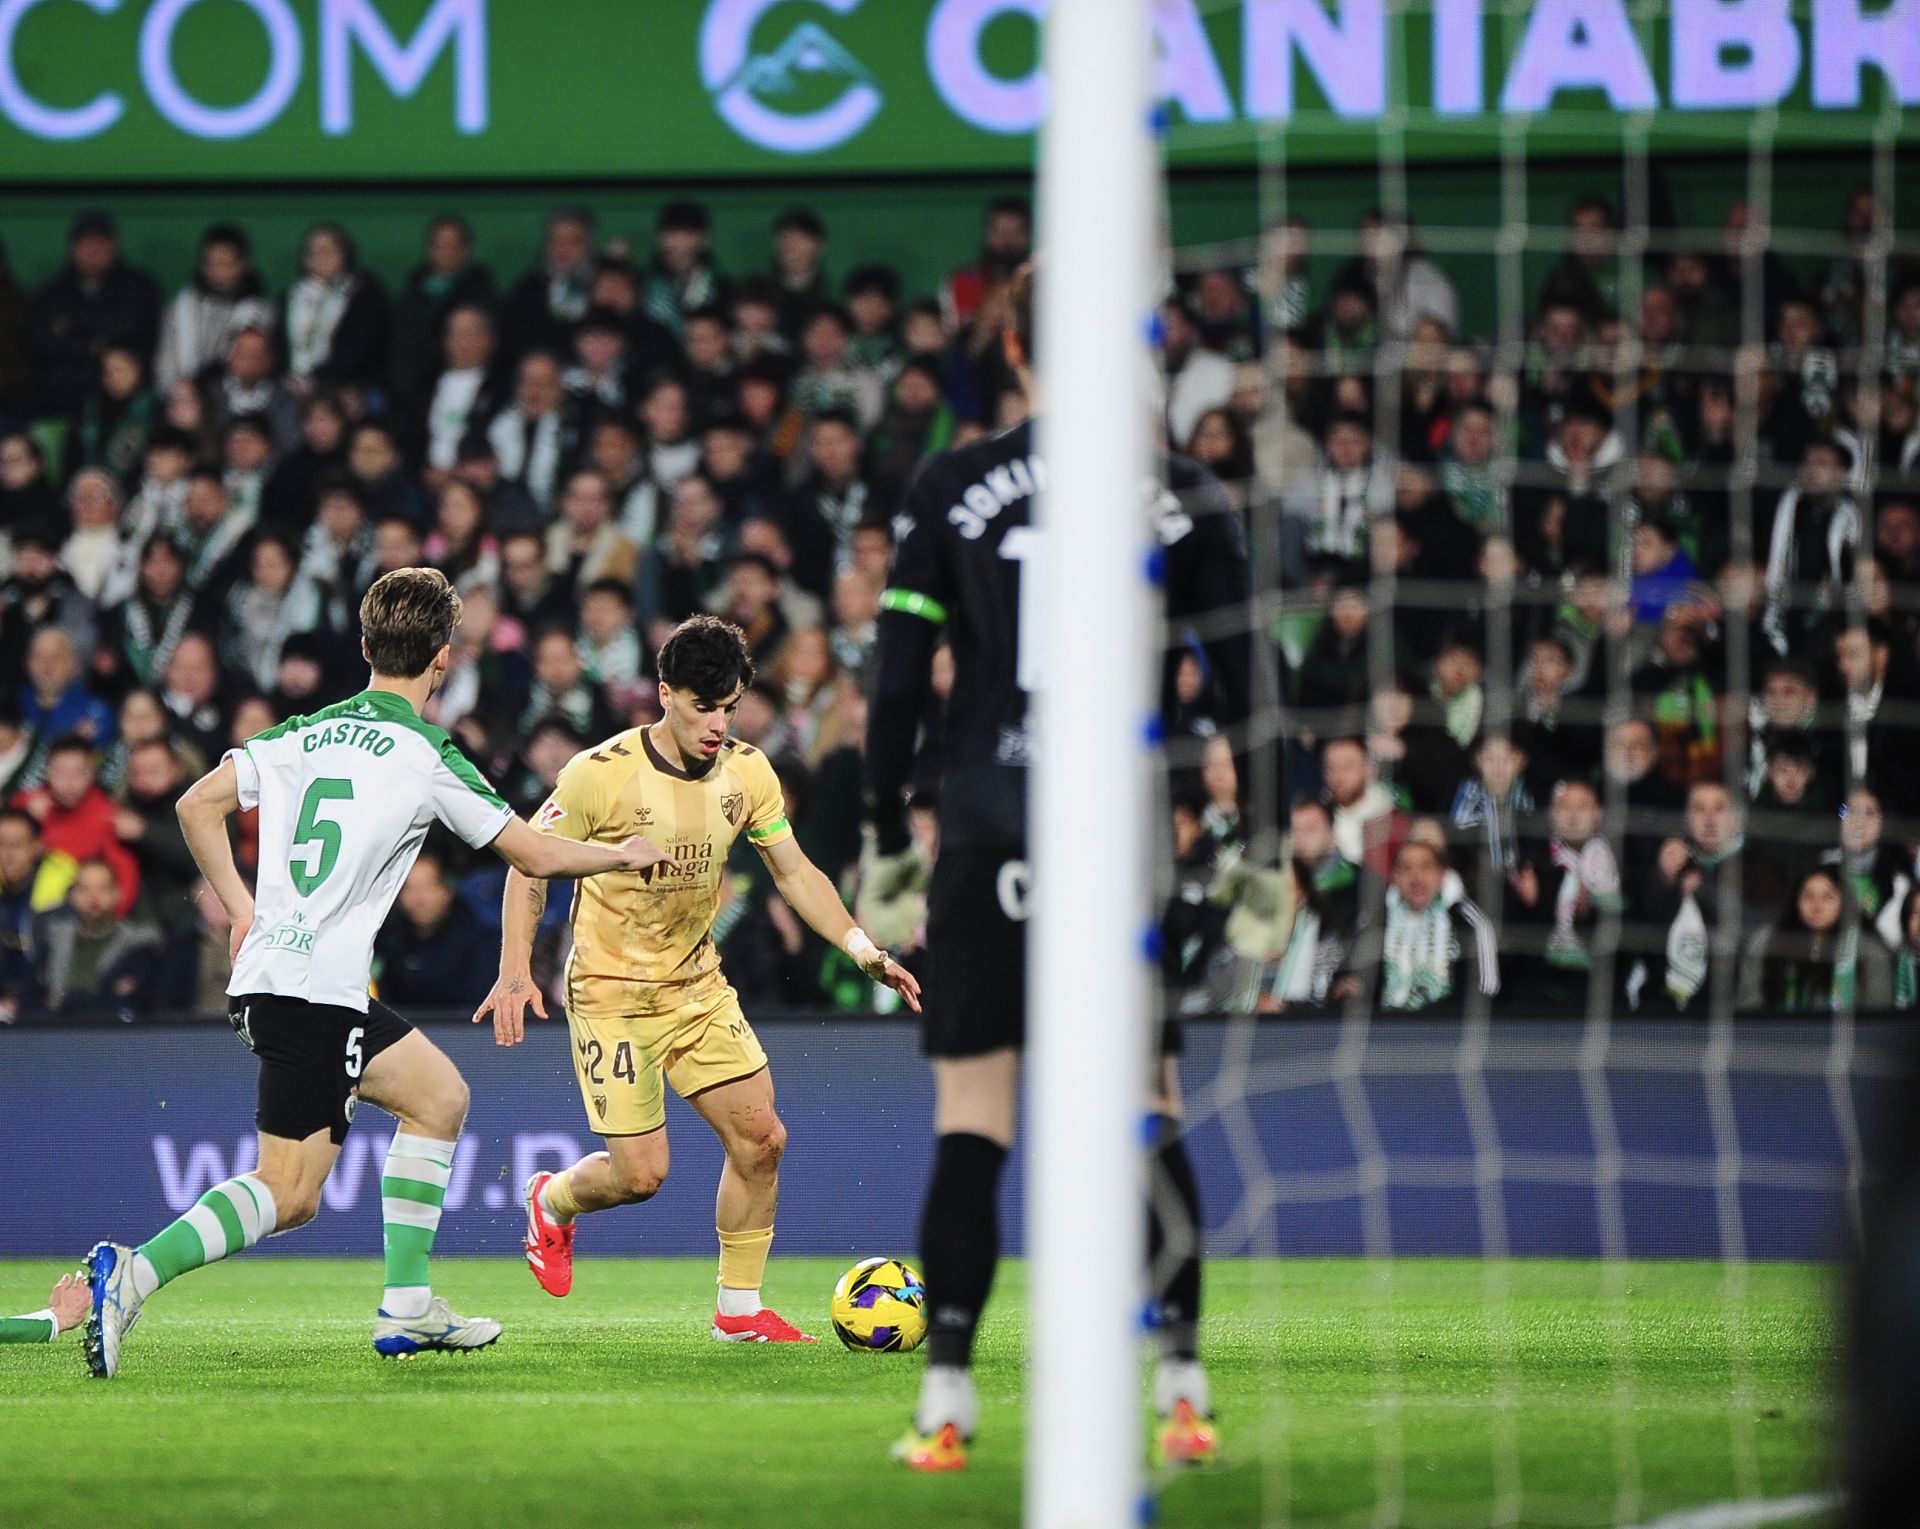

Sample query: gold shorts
[561,972,768,1136]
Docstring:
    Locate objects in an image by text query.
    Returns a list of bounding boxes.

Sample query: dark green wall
[0,150,1902,344]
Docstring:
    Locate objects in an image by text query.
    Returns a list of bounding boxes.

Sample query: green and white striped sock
[381,1133,455,1319]
[133,1174,279,1298]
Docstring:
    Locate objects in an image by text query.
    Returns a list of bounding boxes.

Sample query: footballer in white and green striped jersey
[82,569,667,1380]
[228,688,512,1010]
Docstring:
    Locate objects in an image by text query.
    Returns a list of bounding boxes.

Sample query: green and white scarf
[1382,892,1455,1012]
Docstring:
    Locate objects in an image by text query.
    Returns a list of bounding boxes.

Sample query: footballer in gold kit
[475,615,920,1342]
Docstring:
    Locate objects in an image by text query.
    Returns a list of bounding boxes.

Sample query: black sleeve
[865,459,954,854]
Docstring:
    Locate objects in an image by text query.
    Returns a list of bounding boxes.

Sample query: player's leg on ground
[522,1129,669,1298]
[688,1067,811,1340]
[536,1001,674,1246]
[86,1127,324,1376]
[136,1128,325,1295]
[688,1066,786,1315]
[907,1047,1018,1451]
[1147,1057,1217,1465]
[357,1029,470,1320]
[544,1126,672,1220]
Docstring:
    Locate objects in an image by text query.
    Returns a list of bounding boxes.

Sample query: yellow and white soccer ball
[830,1257,927,1353]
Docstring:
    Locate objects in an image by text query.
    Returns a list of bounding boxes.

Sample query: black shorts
[924,848,1029,1059]
[228,992,412,1145]
[922,850,1186,1062]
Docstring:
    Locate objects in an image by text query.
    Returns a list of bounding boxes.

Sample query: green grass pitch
[0,1257,1836,1528]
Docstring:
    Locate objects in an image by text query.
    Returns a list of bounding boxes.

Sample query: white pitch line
[1623,1492,1842,1529]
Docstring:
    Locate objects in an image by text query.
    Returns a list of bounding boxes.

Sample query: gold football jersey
[535,728,792,987]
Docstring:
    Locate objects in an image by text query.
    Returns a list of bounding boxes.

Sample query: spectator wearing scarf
[282,223,389,394]
[1359,839,1499,1016]
[1738,866,1892,1013]
[154,223,271,393]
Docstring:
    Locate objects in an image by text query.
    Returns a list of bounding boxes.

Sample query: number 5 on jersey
[291,777,354,896]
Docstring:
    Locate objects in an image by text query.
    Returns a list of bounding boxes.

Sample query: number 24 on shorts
[578,1037,638,1085]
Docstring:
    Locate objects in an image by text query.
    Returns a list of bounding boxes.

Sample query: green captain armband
[880,588,948,624]
[748,817,790,842]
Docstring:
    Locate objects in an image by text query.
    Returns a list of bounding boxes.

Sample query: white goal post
[1029,1,1157,1527]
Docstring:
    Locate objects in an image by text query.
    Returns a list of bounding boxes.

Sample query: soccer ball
[830,1257,927,1353]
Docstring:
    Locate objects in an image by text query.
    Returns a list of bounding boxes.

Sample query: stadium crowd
[0,185,1914,1021]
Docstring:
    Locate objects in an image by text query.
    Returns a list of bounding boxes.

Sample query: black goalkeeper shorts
[228,992,413,1145]
[922,849,1184,1062]
[923,849,1029,1059]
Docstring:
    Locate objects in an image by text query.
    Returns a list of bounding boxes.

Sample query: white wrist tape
[843,928,882,968]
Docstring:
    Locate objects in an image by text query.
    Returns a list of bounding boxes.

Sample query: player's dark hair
[657,615,754,705]
[360,566,462,679]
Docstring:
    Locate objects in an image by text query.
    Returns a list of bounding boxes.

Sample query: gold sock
[717,1225,774,1291]
[544,1168,584,1223]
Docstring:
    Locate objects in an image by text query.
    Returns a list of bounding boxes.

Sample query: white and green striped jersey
[226,689,513,1012]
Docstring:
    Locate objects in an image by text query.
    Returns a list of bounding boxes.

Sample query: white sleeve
[429,748,514,850]
[225,745,261,810]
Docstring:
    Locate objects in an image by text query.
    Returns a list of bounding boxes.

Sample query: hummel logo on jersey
[635,806,653,826]
[722,791,744,828]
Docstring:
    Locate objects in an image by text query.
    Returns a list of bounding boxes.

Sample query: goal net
[1135,3,1919,1523]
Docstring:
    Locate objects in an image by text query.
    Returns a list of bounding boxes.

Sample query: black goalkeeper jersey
[866,418,1254,854]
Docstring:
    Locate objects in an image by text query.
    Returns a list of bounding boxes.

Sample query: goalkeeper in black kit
[865,263,1254,1472]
